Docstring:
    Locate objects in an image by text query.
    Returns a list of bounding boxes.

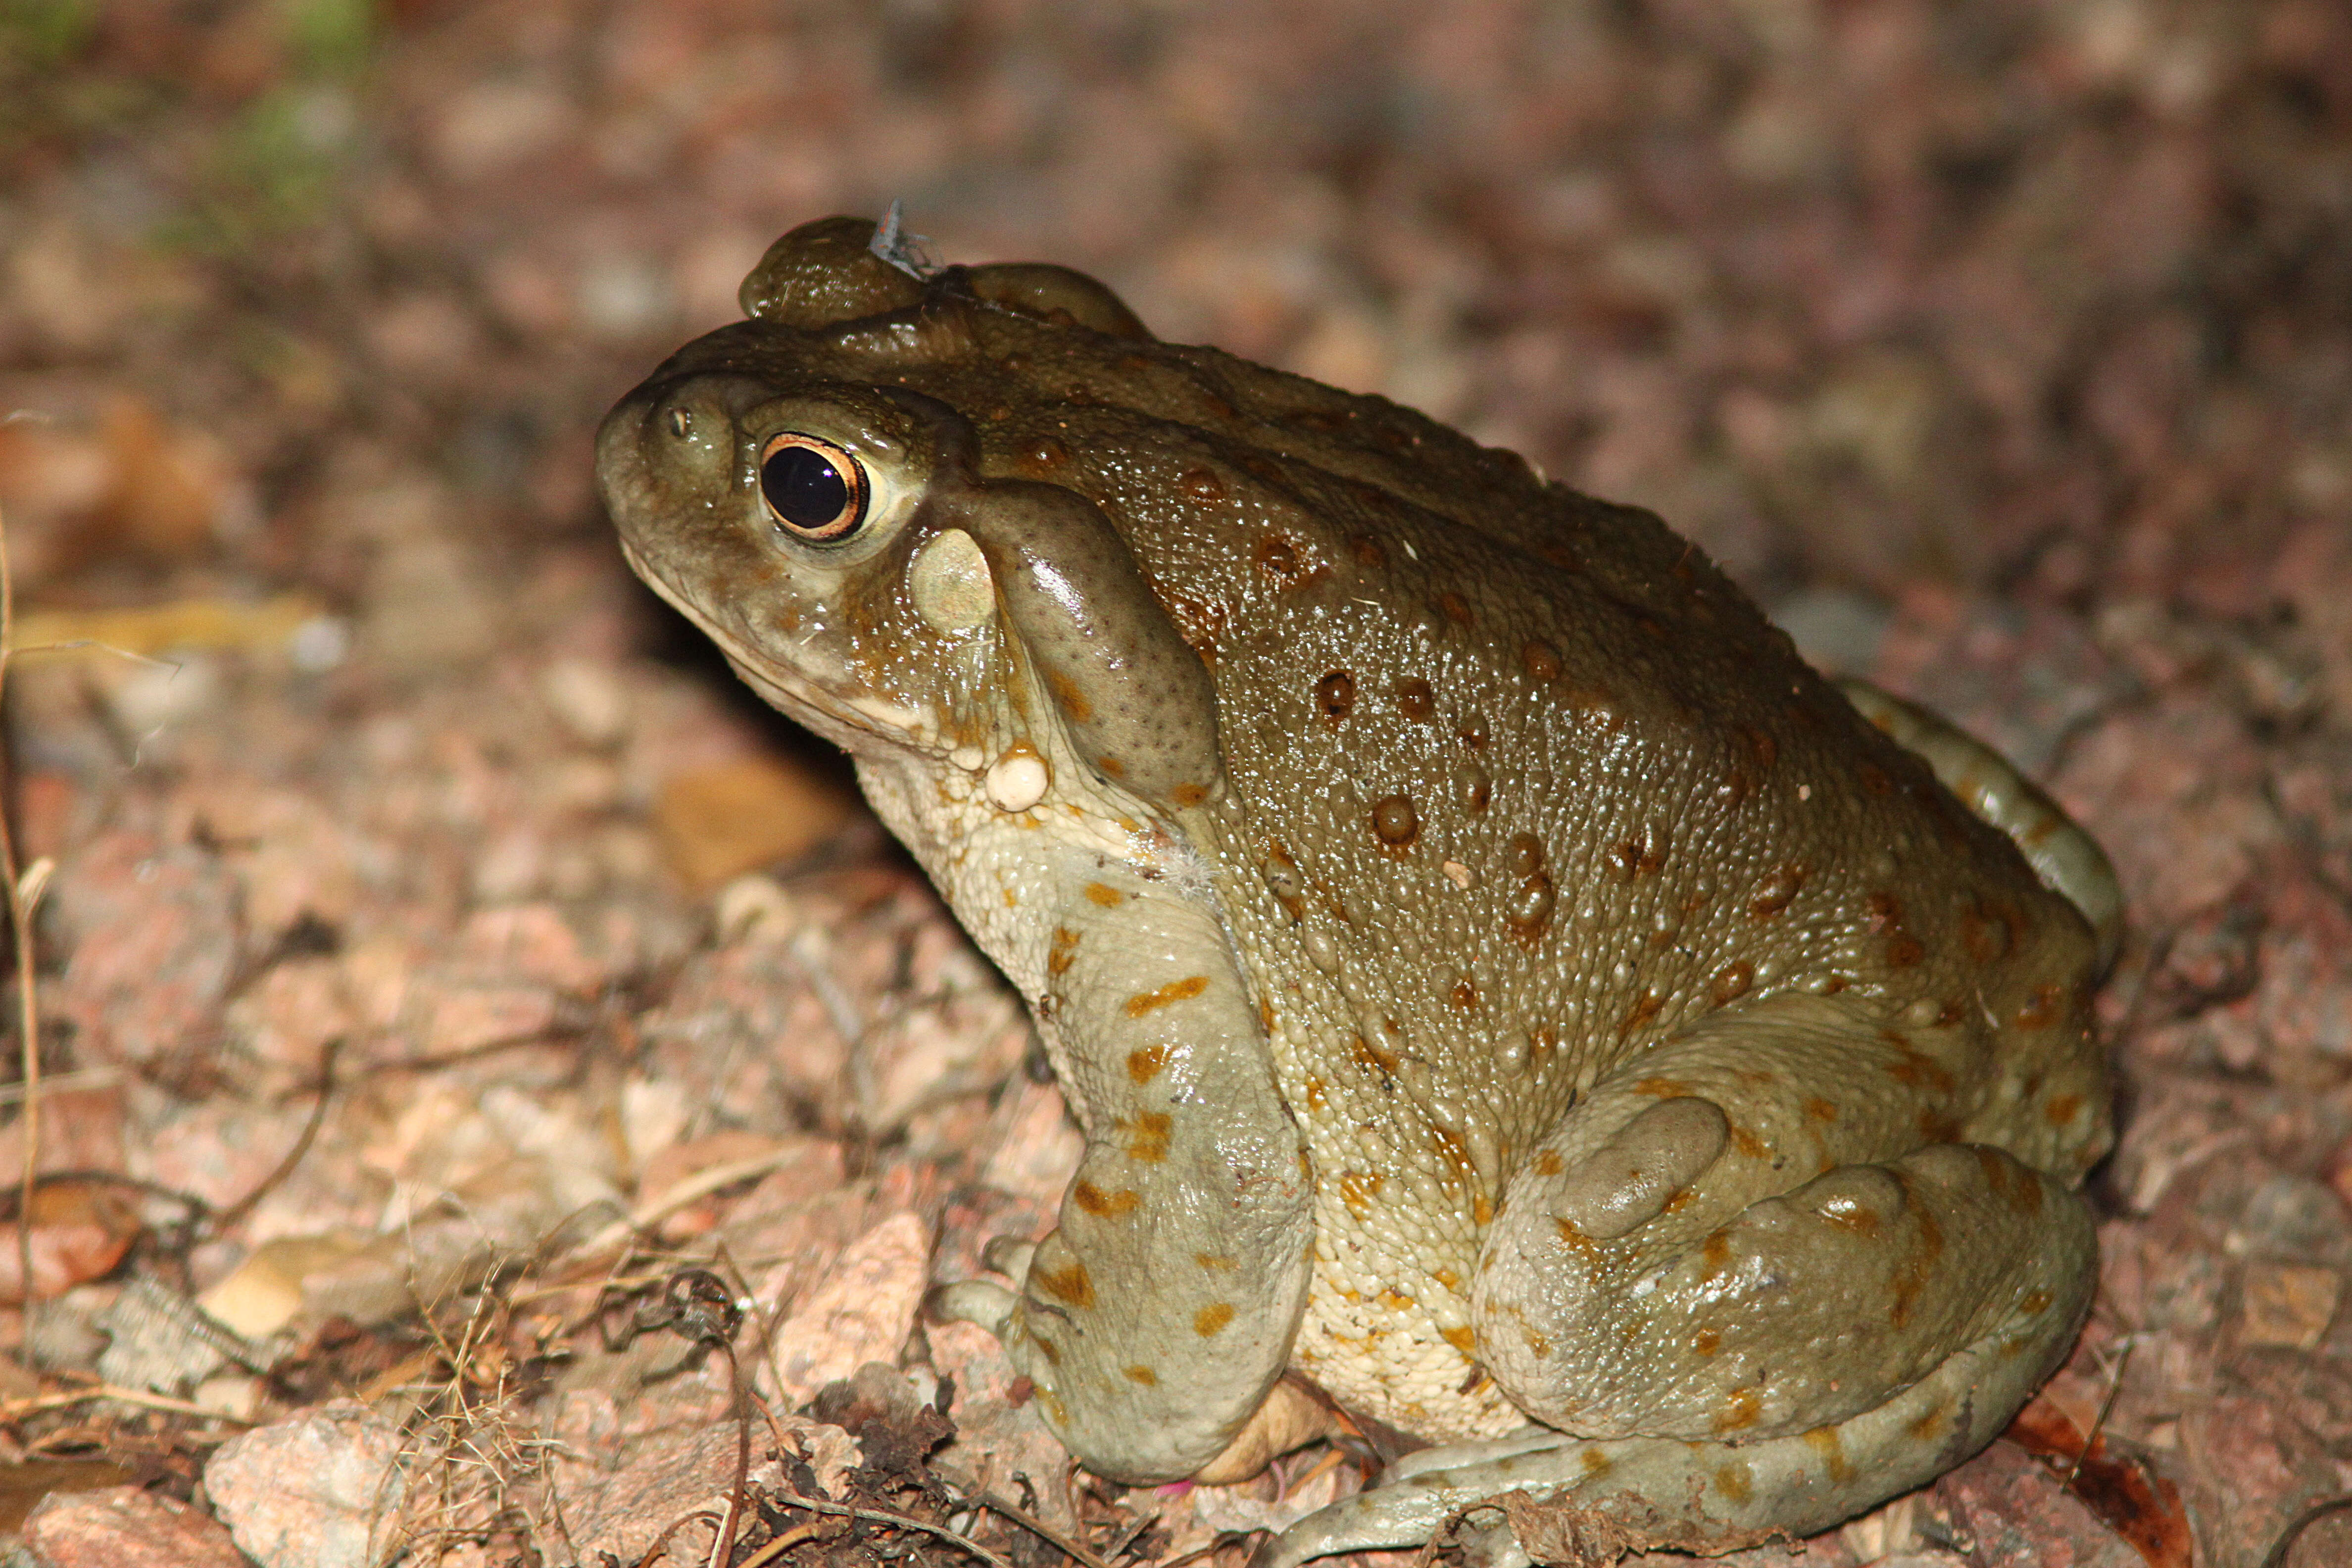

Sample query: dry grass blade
[0,497,41,1365]
[0,1380,256,1424]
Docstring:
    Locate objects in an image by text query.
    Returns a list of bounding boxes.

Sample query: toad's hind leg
[1261,990,2097,1565]
[1838,677,2123,974]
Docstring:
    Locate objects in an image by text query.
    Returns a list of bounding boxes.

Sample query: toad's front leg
[933,861,1315,1482]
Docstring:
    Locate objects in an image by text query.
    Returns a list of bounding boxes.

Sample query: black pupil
[762,445,851,531]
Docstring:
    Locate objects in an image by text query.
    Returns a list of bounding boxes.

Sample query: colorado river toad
[596,215,2121,1563]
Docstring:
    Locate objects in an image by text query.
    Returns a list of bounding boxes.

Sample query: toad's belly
[1289,1185,1531,1444]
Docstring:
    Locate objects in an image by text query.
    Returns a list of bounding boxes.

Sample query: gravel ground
[0,2,2349,1565]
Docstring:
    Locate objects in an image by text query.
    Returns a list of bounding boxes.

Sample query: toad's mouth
[619,539,936,756]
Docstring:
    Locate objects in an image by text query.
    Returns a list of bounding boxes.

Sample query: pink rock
[204,1400,409,1568]
[22,1484,249,1568]
[765,1210,930,1405]
[51,832,237,1069]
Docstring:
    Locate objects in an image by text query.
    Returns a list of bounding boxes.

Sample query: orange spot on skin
[1804,1097,1838,1123]
[2045,1092,2084,1126]
[1170,783,1209,808]
[1127,1044,1169,1083]
[1581,1448,1611,1475]
[1918,1108,1963,1142]
[1710,961,1754,1005]
[1751,863,1807,918]
[1260,996,1276,1031]
[1693,1327,1720,1357]
[1195,1253,1236,1272]
[1350,1034,1399,1078]
[1702,1229,1732,1279]
[1473,1192,1496,1226]
[1379,1289,1415,1311]
[1908,1400,1948,1441]
[1124,1111,1173,1163]
[1885,1044,1958,1094]
[1535,1150,1563,1176]
[1433,1268,1462,1291]
[1125,976,1210,1016]
[1436,591,1472,626]
[1449,977,1478,1010]
[1523,1326,1552,1358]
[2013,1170,2045,1216]
[1179,466,1227,502]
[1339,1170,1384,1216]
[1632,1077,1692,1097]
[1371,793,1421,847]
[1890,1203,1944,1330]
[1084,882,1124,907]
[1045,668,1093,723]
[1714,1387,1761,1433]
[1618,990,1665,1037]
[1254,531,1325,592]
[1072,1182,1140,1218]
[1443,1325,1478,1356]
[1302,1075,1326,1111]
[1047,927,1079,977]
[1961,904,2013,965]
[1035,1261,1095,1309]
[1125,1365,1159,1385]
[1195,1302,1235,1337]
[1315,671,1356,719]
[1803,1425,1853,1484]
[1729,1124,1767,1159]
[1817,1194,1882,1237]
[1715,1462,1753,1504]
[2021,1288,2053,1316]
[1975,1146,2011,1198]
[1612,830,1665,881]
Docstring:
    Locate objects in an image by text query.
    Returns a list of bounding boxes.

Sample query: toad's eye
[759,434,867,542]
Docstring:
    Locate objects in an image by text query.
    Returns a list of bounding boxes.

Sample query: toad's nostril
[666,405,691,439]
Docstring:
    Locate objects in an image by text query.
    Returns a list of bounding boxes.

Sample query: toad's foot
[1257,1298,2065,1568]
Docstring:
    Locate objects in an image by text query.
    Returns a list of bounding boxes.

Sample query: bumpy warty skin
[596,215,2119,1562]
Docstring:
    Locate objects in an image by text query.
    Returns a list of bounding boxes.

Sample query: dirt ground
[0,1,2348,1565]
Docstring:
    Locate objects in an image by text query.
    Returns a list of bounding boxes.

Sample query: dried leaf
[0,1176,144,1302]
[2006,1396,2194,1568]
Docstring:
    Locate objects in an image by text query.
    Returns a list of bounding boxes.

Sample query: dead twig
[970,1489,1113,1568]
[209,1038,342,1237]
[769,1490,1014,1568]
[2260,1493,2352,1568]
[2062,1332,2139,1492]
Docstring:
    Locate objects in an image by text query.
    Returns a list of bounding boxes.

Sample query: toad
[595,215,2120,1563]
